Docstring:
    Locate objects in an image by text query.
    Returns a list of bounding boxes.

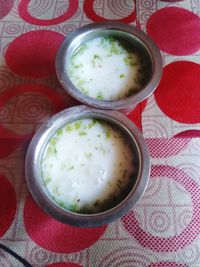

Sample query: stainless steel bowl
[25,105,150,227]
[56,22,163,111]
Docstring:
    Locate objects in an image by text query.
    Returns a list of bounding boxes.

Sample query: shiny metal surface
[25,105,150,227]
[56,22,163,110]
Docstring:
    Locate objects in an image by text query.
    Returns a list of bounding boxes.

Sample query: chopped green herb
[120,74,125,78]
[91,54,102,67]
[47,146,57,155]
[74,44,88,57]
[80,87,89,95]
[57,128,63,136]
[123,57,136,66]
[97,134,101,138]
[44,176,51,185]
[52,186,60,196]
[105,130,110,139]
[96,91,104,100]
[75,120,82,130]
[50,138,56,145]
[57,200,67,209]
[99,145,106,155]
[74,63,83,68]
[87,119,97,129]
[67,165,74,171]
[65,124,73,132]
[69,203,78,212]
[84,152,92,159]
[79,131,87,136]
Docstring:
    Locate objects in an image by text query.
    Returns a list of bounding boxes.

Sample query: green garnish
[79,131,87,136]
[80,88,89,95]
[57,128,63,136]
[91,54,102,67]
[43,176,51,185]
[67,165,74,171]
[50,138,56,145]
[69,203,78,212]
[105,130,110,139]
[99,145,106,155]
[75,120,82,130]
[52,186,60,196]
[74,44,88,57]
[84,152,92,159]
[123,57,136,66]
[65,124,73,132]
[47,146,57,155]
[96,91,104,100]
[120,74,125,78]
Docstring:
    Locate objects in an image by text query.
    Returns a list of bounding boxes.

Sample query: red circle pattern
[46,263,82,267]
[147,7,200,55]
[24,195,107,253]
[122,165,200,252]
[0,0,14,19]
[5,30,65,78]
[0,174,17,237]
[0,84,66,157]
[83,0,136,23]
[18,0,78,26]
[154,61,200,124]
[148,262,187,267]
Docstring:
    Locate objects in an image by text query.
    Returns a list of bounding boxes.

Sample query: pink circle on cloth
[0,0,14,19]
[175,130,200,138]
[24,195,107,253]
[154,61,200,124]
[148,262,187,267]
[0,174,17,237]
[83,0,136,23]
[5,30,64,78]
[18,0,78,26]
[122,165,200,252]
[146,7,200,55]
[146,138,190,158]
[46,263,82,267]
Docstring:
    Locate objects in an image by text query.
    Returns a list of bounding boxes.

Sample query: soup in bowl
[25,106,150,227]
[56,22,163,111]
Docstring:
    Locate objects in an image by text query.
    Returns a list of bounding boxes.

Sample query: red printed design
[154,61,200,124]
[24,195,107,253]
[122,166,200,252]
[0,0,14,19]
[0,175,17,237]
[46,263,82,267]
[148,262,187,267]
[5,30,64,78]
[18,0,78,26]
[83,0,136,23]
[147,7,200,55]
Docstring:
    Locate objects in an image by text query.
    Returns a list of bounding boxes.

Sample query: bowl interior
[37,113,140,214]
[56,23,162,109]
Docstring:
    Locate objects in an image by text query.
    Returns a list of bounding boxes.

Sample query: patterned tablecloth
[0,1,200,266]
